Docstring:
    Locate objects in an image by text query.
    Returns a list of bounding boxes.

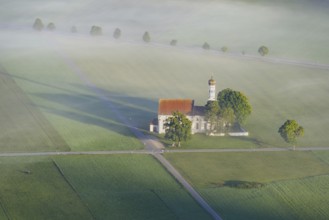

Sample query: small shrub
[202,42,210,50]
[143,31,151,43]
[224,180,265,189]
[71,26,77,33]
[33,18,44,31]
[258,45,269,56]
[90,25,103,36]
[170,39,177,46]
[221,46,228,53]
[47,22,56,31]
[113,28,121,39]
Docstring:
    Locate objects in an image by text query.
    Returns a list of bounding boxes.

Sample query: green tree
[33,18,44,31]
[204,101,220,134]
[47,22,56,31]
[90,25,102,36]
[221,46,228,53]
[71,26,77,33]
[202,42,210,50]
[258,45,269,56]
[278,120,304,150]
[164,111,192,147]
[217,88,252,125]
[113,28,121,39]
[170,39,177,46]
[219,107,235,133]
[143,31,151,43]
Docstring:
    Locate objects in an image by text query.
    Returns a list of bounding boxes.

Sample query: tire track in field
[0,197,11,220]
[52,159,96,220]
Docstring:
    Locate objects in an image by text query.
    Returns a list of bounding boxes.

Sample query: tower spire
[208,76,216,101]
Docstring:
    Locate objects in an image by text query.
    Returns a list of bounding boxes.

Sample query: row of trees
[33,18,56,31]
[32,18,270,55]
[203,41,269,56]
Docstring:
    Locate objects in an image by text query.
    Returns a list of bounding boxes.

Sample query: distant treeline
[32,18,269,56]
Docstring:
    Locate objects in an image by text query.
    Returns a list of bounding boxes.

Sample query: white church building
[149,77,249,136]
[150,77,216,134]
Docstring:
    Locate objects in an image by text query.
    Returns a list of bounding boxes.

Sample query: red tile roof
[158,99,194,115]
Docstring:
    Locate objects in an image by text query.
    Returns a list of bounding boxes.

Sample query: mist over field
[1,0,329,61]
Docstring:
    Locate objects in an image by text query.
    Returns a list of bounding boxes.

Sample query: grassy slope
[201,175,329,220]
[0,47,144,151]
[0,155,212,220]
[165,151,329,187]
[0,69,69,152]
[1,0,329,62]
[165,152,329,220]
[61,39,329,148]
[1,33,329,149]
[54,154,212,220]
[0,157,93,220]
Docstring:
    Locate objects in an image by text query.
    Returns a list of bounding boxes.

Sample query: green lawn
[53,154,212,220]
[0,69,69,152]
[0,157,93,220]
[1,33,329,150]
[62,41,329,148]
[201,175,329,220]
[0,155,212,220]
[165,151,329,219]
[0,48,144,152]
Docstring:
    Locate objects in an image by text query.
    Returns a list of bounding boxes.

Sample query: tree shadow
[6,71,159,139]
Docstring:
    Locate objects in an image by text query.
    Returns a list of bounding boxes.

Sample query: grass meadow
[0,155,212,220]
[0,69,69,152]
[1,0,329,150]
[0,156,93,220]
[54,154,211,220]
[0,0,329,219]
[60,37,329,148]
[165,151,329,219]
[0,45,144,152]
[1,32,329,149]
[1,0,329,62]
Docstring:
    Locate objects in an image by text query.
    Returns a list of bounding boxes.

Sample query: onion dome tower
[208,76,216,101]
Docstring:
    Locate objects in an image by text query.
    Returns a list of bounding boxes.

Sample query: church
[149,77,217,134]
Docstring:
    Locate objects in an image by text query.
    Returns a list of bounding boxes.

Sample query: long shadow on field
[7,69,159,139]
[71,83,159,130]
[34,90,158,136]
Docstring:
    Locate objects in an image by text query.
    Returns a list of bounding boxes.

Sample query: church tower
[208,76,216,101]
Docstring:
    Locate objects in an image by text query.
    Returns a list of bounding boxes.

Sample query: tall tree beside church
[164,111,192,147]
[217,88,251,125]
[219,107,235,133]
[204,101,220,134]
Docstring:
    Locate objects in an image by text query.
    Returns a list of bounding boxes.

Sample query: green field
[1,33,329,149]
[61,39,329,148]
[0,69,69,152]
[0,156,93,220]
[1,0,329,219]
[0,155,211,220]
[165,151,329,219]
[0,47,144,152]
